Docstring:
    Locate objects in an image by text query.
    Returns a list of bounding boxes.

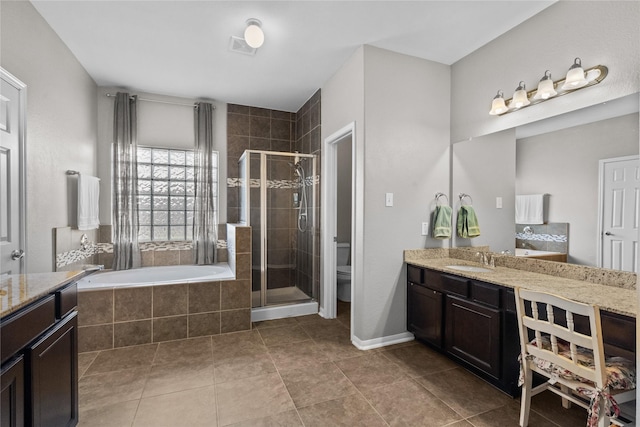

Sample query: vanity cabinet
[0,282,78,427]
[407,264,637,397]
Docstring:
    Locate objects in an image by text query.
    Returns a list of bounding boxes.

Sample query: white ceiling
[31,0,555,112]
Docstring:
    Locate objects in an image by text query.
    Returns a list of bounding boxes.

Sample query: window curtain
[112,92,141,270]
[193,102,218,264]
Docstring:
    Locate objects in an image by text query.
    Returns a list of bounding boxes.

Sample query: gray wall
[323,45,451,343]
[1,1,98,273]
[451,1,640,143]
[516,113,639,266]
[452,129,516,253]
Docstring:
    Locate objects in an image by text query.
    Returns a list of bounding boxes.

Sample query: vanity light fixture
[562,57,588,90]
[244,18,264,49]
[509,81,530,109]
[489,90,508,116]
[488,58,607,116]
[532,70,557,100]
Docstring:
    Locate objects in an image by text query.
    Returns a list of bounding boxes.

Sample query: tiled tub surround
[515,222,568,254]
[77,224,251,352]
[404,248,637,317]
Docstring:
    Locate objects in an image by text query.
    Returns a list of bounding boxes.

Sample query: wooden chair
[514,288,636,427]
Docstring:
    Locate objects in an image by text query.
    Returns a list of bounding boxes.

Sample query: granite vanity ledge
[404,248,637,318]
[1,270,86,318]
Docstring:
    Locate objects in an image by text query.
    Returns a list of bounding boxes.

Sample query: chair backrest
[514,288,607,388]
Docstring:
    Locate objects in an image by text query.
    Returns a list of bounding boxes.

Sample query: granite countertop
[404,250,637,318]
[1,271,86,318]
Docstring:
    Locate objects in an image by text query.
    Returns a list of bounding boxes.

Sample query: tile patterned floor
[78,303,591,426]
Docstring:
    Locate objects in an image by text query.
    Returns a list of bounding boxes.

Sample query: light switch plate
[421,222,429,236]
[385,192,393,207]
[496,197,503,209]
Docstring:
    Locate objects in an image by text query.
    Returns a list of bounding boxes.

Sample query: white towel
[77,174,100,230]
[515,194,544,224]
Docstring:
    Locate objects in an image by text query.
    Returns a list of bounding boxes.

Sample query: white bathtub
[77,264,235,290]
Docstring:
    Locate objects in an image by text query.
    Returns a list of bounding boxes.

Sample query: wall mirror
[452,92,639,272]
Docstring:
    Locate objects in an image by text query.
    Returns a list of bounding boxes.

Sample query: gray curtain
[193,102,218,264]
[112,92,141,270]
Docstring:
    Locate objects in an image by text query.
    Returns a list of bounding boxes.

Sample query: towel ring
[435,192,449,206]
[459,193,473,205]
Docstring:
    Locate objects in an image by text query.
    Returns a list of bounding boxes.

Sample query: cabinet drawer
[407,265,422,284]
[442,274,469,297]
[56,282,77,319]
[471,281,500,308]
[1,295,56,365]
[424,270,443,291]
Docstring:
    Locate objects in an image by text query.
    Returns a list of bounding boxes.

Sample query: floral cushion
[528,335,636,391]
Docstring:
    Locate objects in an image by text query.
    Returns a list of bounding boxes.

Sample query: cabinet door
[27,313,78,427]
[445,295,501,379]
[407,282,443,348]
[1,356,25,427]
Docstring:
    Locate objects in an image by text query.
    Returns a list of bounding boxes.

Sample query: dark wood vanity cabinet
[0,282,78,427]
[407,282,443,348]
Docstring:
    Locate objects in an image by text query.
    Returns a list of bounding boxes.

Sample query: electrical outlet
[421,222,429,236]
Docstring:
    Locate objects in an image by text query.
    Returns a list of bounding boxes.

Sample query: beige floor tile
[444,421,474,427]
[293,313,325,324]
[335,353,409,392]
[267,340,330,371]
[257,325,311,347]
[142,359,214,398]
[216,373,295,426]
[253,317,299,329]
[153,336,213,365]
[380,342,458,377]
[298,319,350,340]
[280,362,357,408]
[214,353,276,384]
[465,399,558,427]
[314,334,365,361]
[226,409,303,426]
[297,394,387,427]
[363,378,462,426]
[133,385,217,427]
[77,399,139,427]
[78,351,100,378]
[84,343,158,375]
[211,329,268,361]
[79,367,150,410]
[416,367,512,418]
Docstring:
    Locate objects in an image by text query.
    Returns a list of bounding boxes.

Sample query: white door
[0,69,26,275]
[600,156,639,272]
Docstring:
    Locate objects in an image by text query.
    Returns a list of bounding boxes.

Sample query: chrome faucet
[476,251,495,268]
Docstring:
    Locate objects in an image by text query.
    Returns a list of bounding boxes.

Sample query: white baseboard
[351,331,414,351]
[251,301,319,322]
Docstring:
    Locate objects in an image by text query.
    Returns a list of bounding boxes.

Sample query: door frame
[321,122,360,336]
[1,68,27,274]
[596,154,639,269]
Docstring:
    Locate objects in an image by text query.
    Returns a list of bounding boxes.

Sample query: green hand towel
[457,205,481,238]
[432,205,452,239]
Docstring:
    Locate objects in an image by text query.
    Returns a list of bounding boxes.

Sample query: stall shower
[239,150,318,318]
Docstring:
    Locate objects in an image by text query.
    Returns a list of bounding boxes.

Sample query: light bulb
[562,58,588,90]
[244,19,264,49]
[533,70,557,100]
[509,81,530,109]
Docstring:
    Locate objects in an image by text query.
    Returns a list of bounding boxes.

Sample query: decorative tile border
[227,177,318,189]
[515,233,567,243]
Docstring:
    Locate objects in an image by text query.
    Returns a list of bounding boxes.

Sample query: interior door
[600,155,639,272]
[0,69,26,275]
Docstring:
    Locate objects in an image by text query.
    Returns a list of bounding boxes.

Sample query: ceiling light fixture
[488,59,607,116]
[244,18,264,49]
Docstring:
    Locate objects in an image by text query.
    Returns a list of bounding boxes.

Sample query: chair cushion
[528,336,636,391]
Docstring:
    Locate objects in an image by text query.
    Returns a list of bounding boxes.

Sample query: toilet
[336,243,351,302]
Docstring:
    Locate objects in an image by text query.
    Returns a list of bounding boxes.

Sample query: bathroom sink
[445,265,493,273]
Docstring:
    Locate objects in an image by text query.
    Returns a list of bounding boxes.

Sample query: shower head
[289,161,304,178]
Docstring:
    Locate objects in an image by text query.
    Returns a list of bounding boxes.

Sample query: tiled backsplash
[515,222,568,253]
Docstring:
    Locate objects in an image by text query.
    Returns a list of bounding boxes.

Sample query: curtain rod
[105,93,215,109]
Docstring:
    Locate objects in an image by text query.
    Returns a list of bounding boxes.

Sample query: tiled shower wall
[226,91,321,300]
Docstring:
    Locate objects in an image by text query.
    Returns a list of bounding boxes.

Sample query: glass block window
[137,147,218,242]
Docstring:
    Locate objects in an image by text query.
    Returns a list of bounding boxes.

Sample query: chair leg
[520,367,533,427]
[597,394,609,427]
[560,385,571,409]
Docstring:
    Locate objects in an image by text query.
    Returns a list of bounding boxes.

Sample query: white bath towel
[77,174,100,230]
[515,194,544,224]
